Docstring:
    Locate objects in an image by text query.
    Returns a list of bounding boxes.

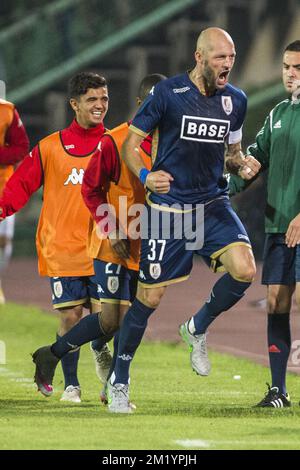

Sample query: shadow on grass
[0,399,298,420]
[135,401,298,418]
[0,399,104,419]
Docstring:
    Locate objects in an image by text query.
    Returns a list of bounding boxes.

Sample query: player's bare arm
[225,142,261,180]
[122,130,173,194]
[0,207,3,222]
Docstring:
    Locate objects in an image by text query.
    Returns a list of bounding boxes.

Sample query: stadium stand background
[0,0,299,257]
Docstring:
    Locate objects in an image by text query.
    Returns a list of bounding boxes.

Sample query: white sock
[188,317,196,335]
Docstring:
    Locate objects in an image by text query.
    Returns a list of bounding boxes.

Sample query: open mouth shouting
[217,69,230,87]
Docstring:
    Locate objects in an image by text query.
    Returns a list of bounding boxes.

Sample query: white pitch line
[175,439,299,449]
[0,366,34,388]
[13,378,33,383]
[174,439,210,449]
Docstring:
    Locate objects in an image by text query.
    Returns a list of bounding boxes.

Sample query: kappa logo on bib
[97,284,105,294]
[180,116,230,143]
[64,168,85,186]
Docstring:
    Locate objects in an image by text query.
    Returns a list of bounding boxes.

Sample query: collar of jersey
[69,119,105,137]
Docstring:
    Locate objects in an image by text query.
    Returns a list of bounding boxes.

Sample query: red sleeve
[0,108,30,165]
[81,136,120,231]
[0,145,43,218]
[140,134,152,157]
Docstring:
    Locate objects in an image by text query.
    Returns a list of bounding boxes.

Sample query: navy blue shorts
[50,276,100,310]
[262,234,300,285]
[93,259,138,305]
[138,197,251,287]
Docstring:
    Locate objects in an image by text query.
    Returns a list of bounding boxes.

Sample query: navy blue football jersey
[130,72,247,206]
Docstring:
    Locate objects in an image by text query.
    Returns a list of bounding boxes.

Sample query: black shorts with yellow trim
[50,275,101,310]
[139,197,251,288]
[93,259,138,305]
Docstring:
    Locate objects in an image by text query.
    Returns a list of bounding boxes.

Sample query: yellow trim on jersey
[210,260,226,273]
[151,127,159,165]
[52,298,88,309]
[129,125,148,138]
[138,274,189,289]
[210,241,252,260]
[145,193,194,214]
[100,298,131,306]
[210,242,252,274]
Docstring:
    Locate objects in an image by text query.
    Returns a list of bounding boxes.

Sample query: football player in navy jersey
[107,27,261,413]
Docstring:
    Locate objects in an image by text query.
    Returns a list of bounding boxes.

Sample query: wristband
[139,168,150,185]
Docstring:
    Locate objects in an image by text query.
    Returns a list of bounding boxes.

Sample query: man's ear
[195,50,203,65]
[70,98,78,112]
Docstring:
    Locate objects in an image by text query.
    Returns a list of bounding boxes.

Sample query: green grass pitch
[0,302,300,450]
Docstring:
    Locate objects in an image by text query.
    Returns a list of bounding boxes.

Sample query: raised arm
[122,130,173,194]
[121,130,145,177]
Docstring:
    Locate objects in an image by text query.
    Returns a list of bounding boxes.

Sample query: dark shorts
[262,233,300,285]
[138,197,251,287]
[93,259,138,305]
[50,275,100,310]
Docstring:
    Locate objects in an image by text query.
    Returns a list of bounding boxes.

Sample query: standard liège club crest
[53,281,63,298]
[221,96,233,115]
[107,276,119,294]
[149,263,161,280]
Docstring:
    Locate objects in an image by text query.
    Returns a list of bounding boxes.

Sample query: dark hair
[68,72,107,99]
[138,73,167,102]
[285,40,300,52]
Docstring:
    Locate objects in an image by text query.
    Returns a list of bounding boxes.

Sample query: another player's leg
[108,206,193,413]
[0,237,11,304]
[99,269,139,408]
[180,253,253,376]
[32,310,113,396]
[107,284,165,413]
[90,339,112,384]
[90,261,133,389]
[57,305,83,403]
[100,331,136,412]
[180,200,255,376]
[89,289,113,386]
[255,285,292,408]
[50,277,88,401]
[255,235,294,408]
[32,346,60,397]
[89,303,120,386]
[33,266,129,398]
[0,216,15,304]
[33,277,88,398]
[295,247,300,408]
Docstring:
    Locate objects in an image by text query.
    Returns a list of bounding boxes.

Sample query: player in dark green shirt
[230,40,300,408]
